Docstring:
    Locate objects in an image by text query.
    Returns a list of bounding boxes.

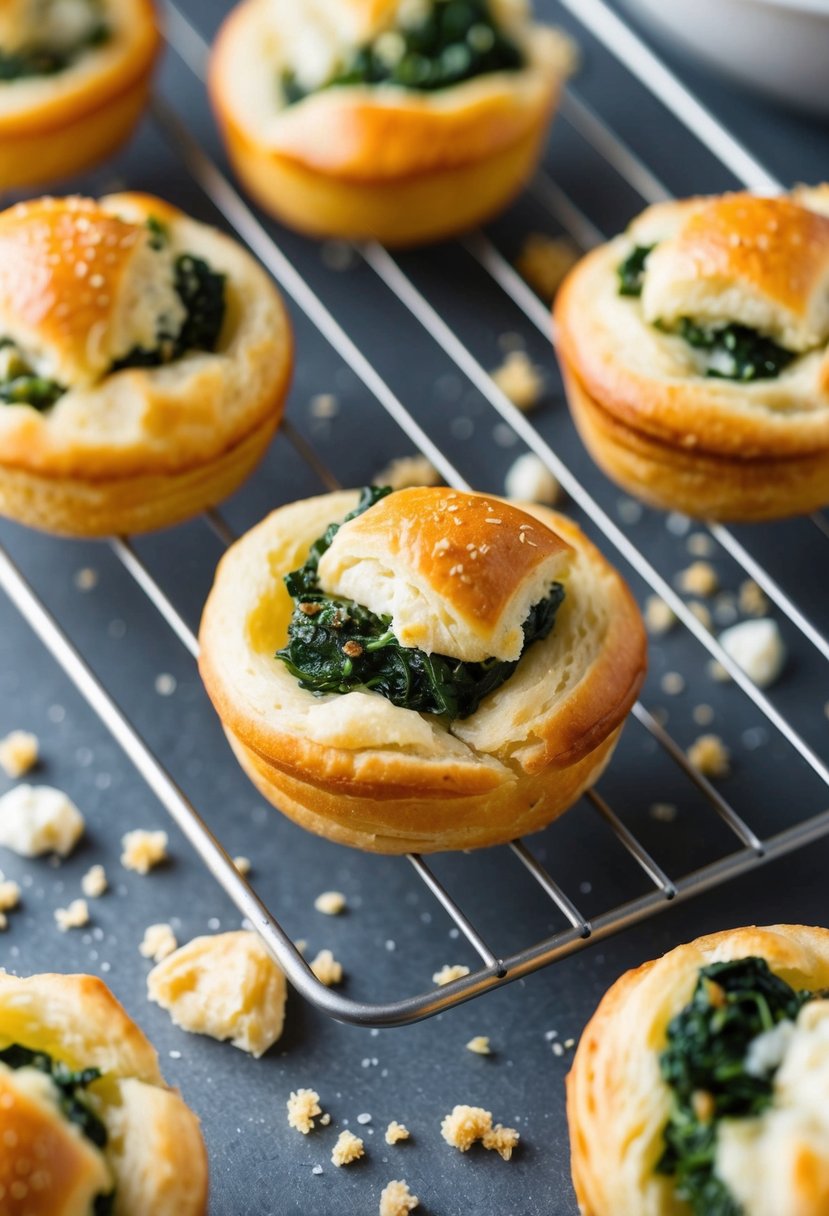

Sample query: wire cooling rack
[1,0,828,1026]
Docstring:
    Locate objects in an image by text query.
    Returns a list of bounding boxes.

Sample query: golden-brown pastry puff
[208,0,576,246]
[0,0,160,190]
[0,970,208,1215]
[198,486,646,853]
[0,192,293,536]
[554,186,829,522]
[567,924,829,1216]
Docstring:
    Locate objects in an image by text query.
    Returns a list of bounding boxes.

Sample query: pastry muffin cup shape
[198,487,647,854]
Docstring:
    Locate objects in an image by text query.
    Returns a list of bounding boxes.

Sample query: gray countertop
[1,2,828,1212]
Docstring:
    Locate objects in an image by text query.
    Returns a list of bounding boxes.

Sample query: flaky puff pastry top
[555,185,829,462]
[210,0,575,180]
[567,924,829,1216]
[0,0,158,129]
[0,193,291,480]
[0,971,207,1216]
[199,488,645,797]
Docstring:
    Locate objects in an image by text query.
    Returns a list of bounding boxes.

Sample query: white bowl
[621,0,829,116]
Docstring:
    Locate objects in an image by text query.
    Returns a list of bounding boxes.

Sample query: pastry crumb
[504,452,562,504]
[739,579,769,618]
[718,619,786,688]
[55,898,89,932]
[677,561,718,598]
[0,880,21,912]
[374,454,441,491]
[73,567,99,592]
[314,890,346,916]
[233,856,251,875]
[660,672,685,696]
[319,1112,331,1127]
[0,784,84,857]
[0,730,38,778]
[139,922,178,963]
[309,393,339,419]
[491,350,544,412]
[385,1121,410,1145]
[81,864,108,899]
[687,601,713,631]
[287,1088,323,1135]
[686,532,715,558]
[693,704,715,727]
[432,964,471,986]
[644,595,676,636]
[708,659,731,683]
[466,1036,491,1055]
[121,829,168,874]
[650,802,678,823]
[515,232,579,301]
[482,1124,520,1161]
[687,734,730,778]
[310,948,344,987]
[441,1104,519,1159]
[332,1130,365,1167]
[380,1179,419,1216]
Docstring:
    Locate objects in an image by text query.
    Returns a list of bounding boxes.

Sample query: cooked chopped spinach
[112,254,226,373]
[276,486,565,720]
[0,340,65,410]
[674,317,796,382]
[146,215,170,250]
[0,2,109,81]
[617,243,654,297]
[0,1043,109,1149]
[656,957,817,1216]
[281,0,524,105]
[93,1195,116,1216]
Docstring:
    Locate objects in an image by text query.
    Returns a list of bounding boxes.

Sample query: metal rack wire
[1,0,827,1026]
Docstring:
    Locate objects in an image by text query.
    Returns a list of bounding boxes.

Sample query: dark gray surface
[1,2,829,1213]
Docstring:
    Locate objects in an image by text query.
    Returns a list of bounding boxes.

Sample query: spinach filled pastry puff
[199,486,646,853]
[0,192,292,536]
[568,924,829,1216]
[0,0,160,190]
[555,186,829,521]
[209,0,575,245]
[0,970,208,1215]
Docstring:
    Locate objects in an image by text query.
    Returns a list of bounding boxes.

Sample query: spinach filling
[617,243,654,297]
[275,486,566,721]
[0,2,109,81]
[0,340,64,410]
[656,957,817,1216]
[282,0,524,106]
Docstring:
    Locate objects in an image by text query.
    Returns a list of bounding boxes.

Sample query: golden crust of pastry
[567,924,829,1216]
[0,972,208,1216]
[0,0,160,190]
[208,0,574,244]
[554,188,829,522]
[198,489,645,853]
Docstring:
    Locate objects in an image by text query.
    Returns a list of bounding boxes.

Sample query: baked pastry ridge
[555,186,829,521]
[0,971,208,1215]
[199,486,646,853]
[567,924,829,1216]
[209,0,576,244]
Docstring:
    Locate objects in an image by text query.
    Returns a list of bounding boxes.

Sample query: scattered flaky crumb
[687,532,715,558]
[55,898,89,932]
[81,864,107,899]
[433,964,471,986]
[708,659,731,683]
[0,880,21,912]
[693,704,715,727]
[644,595,676,636]
[441,1105,492,1151]
[320,1113,331,1126]
[677,561,719,598]
[687,601,713,631]
[385,1121,410,1145]
[490,350,544,412]
[687,734,730,779]
[504,452,562,504]
[287,1088,323,1135]
[466,1036,491,1055]
[332,1130,365,1167]
[121,829,168,874]
[515,232,579,301]
[718,619,786,688]
[0,785,84,857]
[482,1124,521,1161]
[310,948,343,987]
[139,923,178,963]
[661,672,685,696]
[309,393,339,419]
[73,566,99,592]
[374,454,441,491]
[314,890,346,916]
[739,579,769,618]
[233,856,251,876]
[650,802,678,823]
[380,1179,419,1216]
[0,731,38,778]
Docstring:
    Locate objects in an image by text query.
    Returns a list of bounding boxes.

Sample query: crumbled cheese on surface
[233,856,252,875]
[466,1036,491,1055]
[81,864,107,899]
[433,964,471,986]
[708,659,731,683]
[687,531,715,558]
[310,948,343,986]
[379,1179,419,1215]
[504,452,562,504]
[0,784,84,857]
[309,393,339,419]
[718,619,786,689]
[515,232,579,301]
[661,672,685,696]
[121,829,168,874]
[440,1105,493,1151]
[55,898,89,932]
[385,1121,410,1145]
[374,454,441,491]
[332,1130,364,1167]
[677,561,719,597]
[490,350,544,411]
[739,579,769,618]
[287,1088,323,1135]
[688,601,713,631]
[687,734,731,778]
[320,1112,331,1126]
[140,922,178,963]
[482,1124,521,1161]
[644,595,676,636]
[0,731,38,778]
[693,704,715,727]
[74,566,98,592]
[0,880,21,912]
[314,890,346,916]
